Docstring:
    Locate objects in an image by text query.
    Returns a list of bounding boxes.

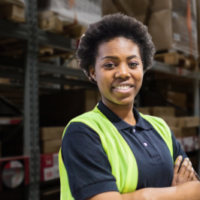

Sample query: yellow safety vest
[59,105,173,200]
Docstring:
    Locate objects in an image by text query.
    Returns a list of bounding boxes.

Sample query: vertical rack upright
[24,0,40,199]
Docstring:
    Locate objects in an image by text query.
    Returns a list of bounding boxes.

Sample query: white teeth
[116,86,131,90]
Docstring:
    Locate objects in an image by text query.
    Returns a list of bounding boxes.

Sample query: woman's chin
[111,98,135,106]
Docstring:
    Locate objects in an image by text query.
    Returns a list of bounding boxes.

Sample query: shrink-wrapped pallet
[38,0,102,28]
[148,0,198,59]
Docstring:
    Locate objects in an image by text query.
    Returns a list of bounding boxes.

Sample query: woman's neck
[102,99,136,126]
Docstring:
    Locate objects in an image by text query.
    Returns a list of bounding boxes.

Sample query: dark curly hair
[76,13,155,83]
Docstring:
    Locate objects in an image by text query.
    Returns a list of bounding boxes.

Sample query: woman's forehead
[97,37,140,58]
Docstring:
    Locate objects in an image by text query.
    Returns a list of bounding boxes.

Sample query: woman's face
[90,37,144,106]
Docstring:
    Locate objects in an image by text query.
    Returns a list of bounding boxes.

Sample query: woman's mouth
[112,85,134,93]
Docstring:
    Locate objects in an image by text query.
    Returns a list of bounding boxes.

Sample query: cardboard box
[170,127,197,138]
[151,107,175,117]
[38,11,63,33]
[166,99,186,108]
[40,153,59,181]
[102,0,149,23]
[41,140,61,154]
[148,9,198,59]
[151,0,172,12]
[64,25,87,39]
[134,15,146,24]
[0,3,25,22]
[161,117,178,127]
[40,127,65,141]
[102,0,118,15]
[136,107,151,115]
[178,117,200,128]
[170,127,181,138]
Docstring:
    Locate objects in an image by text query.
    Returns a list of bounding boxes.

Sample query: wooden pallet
[154,52,198,71]
[0,0,25,22]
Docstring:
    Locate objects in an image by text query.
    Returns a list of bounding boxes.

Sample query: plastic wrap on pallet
[148,0,198,59]
[38,0,102,27]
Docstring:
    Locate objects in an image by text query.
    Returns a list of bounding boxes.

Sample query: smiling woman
[59,13,200,200]
[88,37,143,125]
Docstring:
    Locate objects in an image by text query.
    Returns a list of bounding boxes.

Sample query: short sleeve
[61,122,118,200]
[171,130,188,163]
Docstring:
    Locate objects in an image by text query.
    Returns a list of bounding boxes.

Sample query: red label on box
[40,154,53,168]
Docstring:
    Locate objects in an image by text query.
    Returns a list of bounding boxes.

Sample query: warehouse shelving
[0,1,200,200]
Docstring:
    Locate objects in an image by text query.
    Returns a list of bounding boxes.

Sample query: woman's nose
[115,64,131,79]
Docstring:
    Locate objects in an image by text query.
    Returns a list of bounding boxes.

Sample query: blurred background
[0,0,200,199]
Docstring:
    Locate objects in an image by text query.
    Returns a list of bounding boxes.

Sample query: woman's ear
[89,66,96,81]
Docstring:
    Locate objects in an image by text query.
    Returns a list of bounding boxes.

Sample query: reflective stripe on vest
[59,105,173,200]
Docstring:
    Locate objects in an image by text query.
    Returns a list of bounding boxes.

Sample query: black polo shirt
[62,101,187,200]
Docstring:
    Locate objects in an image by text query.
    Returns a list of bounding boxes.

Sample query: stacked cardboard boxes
[148,0,198,59]
[137,106,199,139]
[160,91,187,109]
[40,127,64,154]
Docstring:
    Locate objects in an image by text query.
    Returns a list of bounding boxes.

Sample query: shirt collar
[97,101,152,131]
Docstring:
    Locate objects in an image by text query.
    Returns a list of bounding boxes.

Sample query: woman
[59,13,200,200]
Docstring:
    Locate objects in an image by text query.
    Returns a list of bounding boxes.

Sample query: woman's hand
[171,156,195,186]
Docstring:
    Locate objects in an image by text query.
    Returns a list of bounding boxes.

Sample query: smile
[113,85,134,93]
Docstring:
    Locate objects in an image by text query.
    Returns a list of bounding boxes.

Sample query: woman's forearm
[122,181,200,200]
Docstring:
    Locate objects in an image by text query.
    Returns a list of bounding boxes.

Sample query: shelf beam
[0,19,28,40]
[38,30,77,52]
[38,63,86,79]
[0,20,77,52]
[152,61,199,79]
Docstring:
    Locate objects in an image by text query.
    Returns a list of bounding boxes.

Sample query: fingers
[173,156,195,186]
[188,166,195,181]
[174,156,183,174]
[183,159,192,179]
[179,157,190,176]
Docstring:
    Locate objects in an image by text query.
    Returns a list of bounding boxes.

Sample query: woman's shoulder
[66,121,98,134]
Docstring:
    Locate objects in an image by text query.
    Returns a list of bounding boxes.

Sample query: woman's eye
[104,63,115,68]
[129,62,138,67]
